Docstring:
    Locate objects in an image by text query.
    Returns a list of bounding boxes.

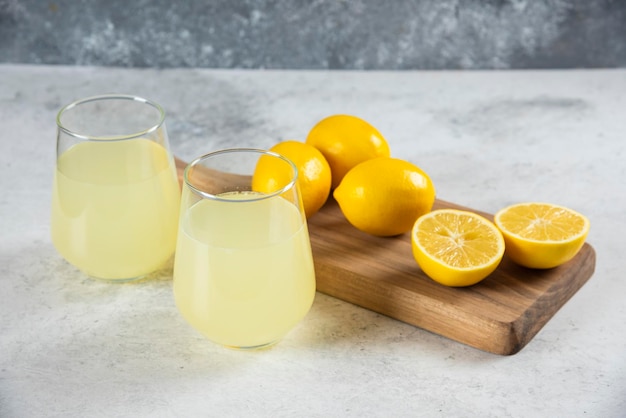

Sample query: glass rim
[184,148,299,202]
[56,94,166,141]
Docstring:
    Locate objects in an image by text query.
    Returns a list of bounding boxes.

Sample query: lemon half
[494,202,590,269]
[412,209,505,287]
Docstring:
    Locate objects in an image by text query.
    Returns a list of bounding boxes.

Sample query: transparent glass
[173,148,316,349]
[51,95,181,282]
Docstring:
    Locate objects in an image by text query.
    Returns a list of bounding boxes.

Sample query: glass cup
[51,95,181,282]
[173,148,316,349]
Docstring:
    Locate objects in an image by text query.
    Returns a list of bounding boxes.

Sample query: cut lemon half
[494,202,590,269]
[411,209,505,287]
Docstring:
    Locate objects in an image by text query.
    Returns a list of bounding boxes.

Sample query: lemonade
[51,138,180,280]
[173,191,316,348]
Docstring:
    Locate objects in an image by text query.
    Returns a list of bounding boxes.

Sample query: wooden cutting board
[175,157,596,355]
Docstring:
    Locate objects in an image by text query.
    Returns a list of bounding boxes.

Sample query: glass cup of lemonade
[51,95,181,282]
[174,149,316,349]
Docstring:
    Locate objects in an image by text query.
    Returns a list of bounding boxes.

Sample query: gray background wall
[1,0,625,70]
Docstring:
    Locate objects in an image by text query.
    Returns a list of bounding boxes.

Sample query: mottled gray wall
[1,0,625,70]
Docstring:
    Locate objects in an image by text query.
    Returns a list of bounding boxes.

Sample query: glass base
[82,257,174,284]
[88,275,148,284]
[224,339,281,351]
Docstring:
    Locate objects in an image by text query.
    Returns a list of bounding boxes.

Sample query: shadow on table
[285,291,500,363]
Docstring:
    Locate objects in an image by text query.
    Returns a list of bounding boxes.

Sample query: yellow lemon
[411,209,505,287]
[494,202,590,269]
[333,157,435,236]
[305,114,390,189]
[252,141,331,218]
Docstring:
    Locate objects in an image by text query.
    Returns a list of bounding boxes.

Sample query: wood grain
[175,157,596,355]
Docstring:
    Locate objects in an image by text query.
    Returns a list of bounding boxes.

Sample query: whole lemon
[252,140,332,218]
[305,114,390,189]
[334,157,436,236]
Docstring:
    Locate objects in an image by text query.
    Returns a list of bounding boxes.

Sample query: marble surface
[1,64,625,417]
[2,0,626,70]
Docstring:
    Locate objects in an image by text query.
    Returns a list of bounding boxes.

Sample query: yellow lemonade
[51,138,180,280]
[173,191,316,348]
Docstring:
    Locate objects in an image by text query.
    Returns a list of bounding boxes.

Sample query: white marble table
[1,64,624,417]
